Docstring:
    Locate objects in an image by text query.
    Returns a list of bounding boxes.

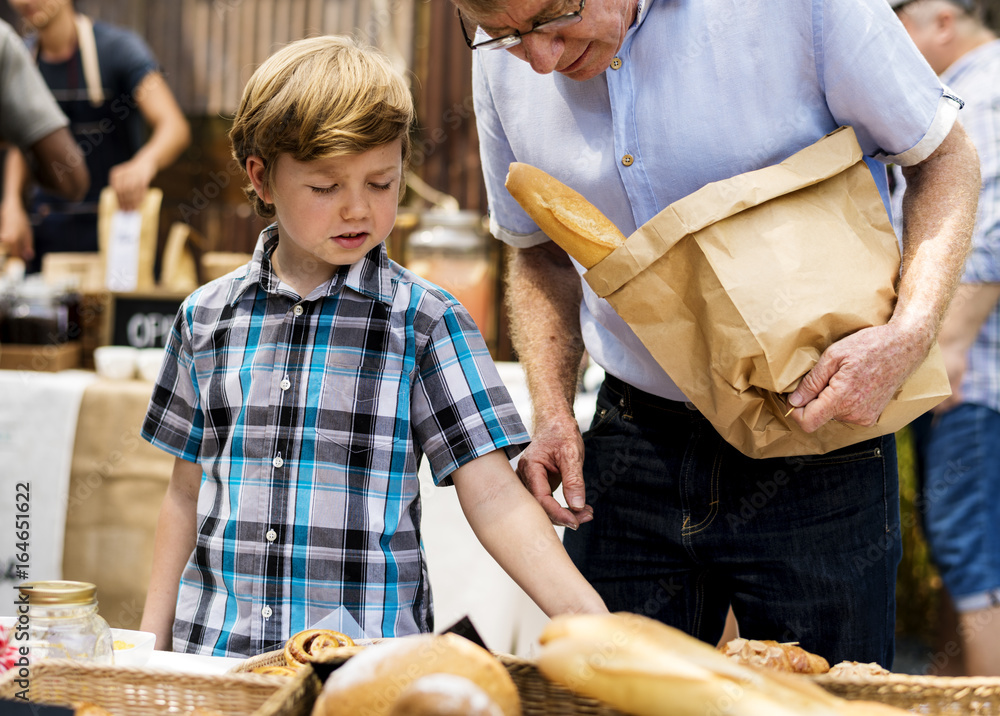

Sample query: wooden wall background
[9,0,999,358]
[1,0,482,255]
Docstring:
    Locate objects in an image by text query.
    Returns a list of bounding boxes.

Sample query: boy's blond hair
[230,35,415,219]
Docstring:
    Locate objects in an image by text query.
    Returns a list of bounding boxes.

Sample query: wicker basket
[229,646,1000,716]
[240,651,630,716]
[812,672,1000,715]
[498,654,630,716]
[0,659,287,715]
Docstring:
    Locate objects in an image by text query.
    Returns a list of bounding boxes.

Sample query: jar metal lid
[19,580,97,605]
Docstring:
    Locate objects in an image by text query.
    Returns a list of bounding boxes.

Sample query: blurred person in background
[0,0,189,273]
[454,0,980,667]
[1,18,87,214]
[892,0,1000,677]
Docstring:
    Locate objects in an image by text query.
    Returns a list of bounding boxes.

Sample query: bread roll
[74,705,113,716]
[720,637,830,674]
[311,633,519,716]
[387,673,505,716]
[827,661,891,678]
[251,664,299,677]
[284,628,355,668]
[538,612,880,716]
[504,162,626,268]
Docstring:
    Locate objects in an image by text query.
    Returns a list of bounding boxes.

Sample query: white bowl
[136,348,166,382]
[93,346,138,380]
[111,628,156,666]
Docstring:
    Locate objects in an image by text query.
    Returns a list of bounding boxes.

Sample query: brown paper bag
[585,126,950,458]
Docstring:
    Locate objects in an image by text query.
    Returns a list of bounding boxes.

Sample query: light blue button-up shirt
[475,0,960,401]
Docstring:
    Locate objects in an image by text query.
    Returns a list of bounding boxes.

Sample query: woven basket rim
[812,672,1000,688]
[0,657,289,686]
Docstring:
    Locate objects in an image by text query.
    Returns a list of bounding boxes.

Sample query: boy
[139,35,606,657]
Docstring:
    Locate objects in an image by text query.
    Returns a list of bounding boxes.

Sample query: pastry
[252,663,300,677]
[284,628,355,667]
[827,661,891,678]
[719,637,830,674]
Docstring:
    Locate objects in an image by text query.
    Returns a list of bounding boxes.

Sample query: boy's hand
[515,413,593,530]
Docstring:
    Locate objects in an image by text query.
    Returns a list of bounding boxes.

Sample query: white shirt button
[266,529,277,542]
[272,455,284,468]
[261,605,272,618]
[280,378,291,391]
[293,304,304,316]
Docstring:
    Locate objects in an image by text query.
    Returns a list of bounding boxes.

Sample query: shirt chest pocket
[315,354,409,466]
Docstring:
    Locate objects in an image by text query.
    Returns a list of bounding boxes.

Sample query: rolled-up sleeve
[820,0,959,165]
[411,299,529,485]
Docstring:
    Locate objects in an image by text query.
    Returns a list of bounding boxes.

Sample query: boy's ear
[245,156,272,204]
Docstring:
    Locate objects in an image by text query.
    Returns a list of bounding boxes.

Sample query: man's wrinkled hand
[515,415,593,530]
[786,324,925,433]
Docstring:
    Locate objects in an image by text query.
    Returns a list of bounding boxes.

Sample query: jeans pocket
[784,437,885,468]
[583,401,622,440]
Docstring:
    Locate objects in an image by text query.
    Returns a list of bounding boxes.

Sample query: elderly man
[456,0,981,665]
[892,0,1000,676]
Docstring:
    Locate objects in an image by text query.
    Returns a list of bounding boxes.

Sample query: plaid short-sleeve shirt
[142,227,529,657]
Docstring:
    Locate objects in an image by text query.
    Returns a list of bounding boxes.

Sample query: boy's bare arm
[451,450,607,618]
[141,456,201,651]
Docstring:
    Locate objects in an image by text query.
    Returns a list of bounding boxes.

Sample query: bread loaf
[504,162,625,268]
[311,633,519,716]
[537,613,908,716]
[387,673,505,716]
[720,637,830,674]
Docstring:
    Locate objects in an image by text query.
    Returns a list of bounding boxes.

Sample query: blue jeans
[911,404,1000,612]
[564,375,901,666]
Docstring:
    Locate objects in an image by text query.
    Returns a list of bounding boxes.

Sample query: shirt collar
[632,0,652,33]
[940,38,1000,87]
[227,224,394,306]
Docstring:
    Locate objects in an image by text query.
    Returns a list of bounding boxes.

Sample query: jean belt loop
[620,380,634,421]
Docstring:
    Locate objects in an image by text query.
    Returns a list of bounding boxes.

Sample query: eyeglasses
[458,0,585,51]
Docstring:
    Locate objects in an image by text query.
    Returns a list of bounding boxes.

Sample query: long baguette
[504,163,626,268]
[536,613,909,716]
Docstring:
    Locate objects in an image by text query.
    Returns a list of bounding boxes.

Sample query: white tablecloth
[146,650,245,674]
[0,370,96,615]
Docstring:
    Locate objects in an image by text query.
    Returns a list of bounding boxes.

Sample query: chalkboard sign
[110,292,186,349]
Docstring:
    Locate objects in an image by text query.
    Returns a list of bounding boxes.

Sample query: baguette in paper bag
[507,127,950,458]
[505,162,625,267]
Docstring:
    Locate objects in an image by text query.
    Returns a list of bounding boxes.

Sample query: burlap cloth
[62,377,173,629]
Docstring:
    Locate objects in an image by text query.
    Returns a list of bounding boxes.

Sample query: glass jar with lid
[405,210,497,348]
[18,580,113,664]
[0,275,79,345]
